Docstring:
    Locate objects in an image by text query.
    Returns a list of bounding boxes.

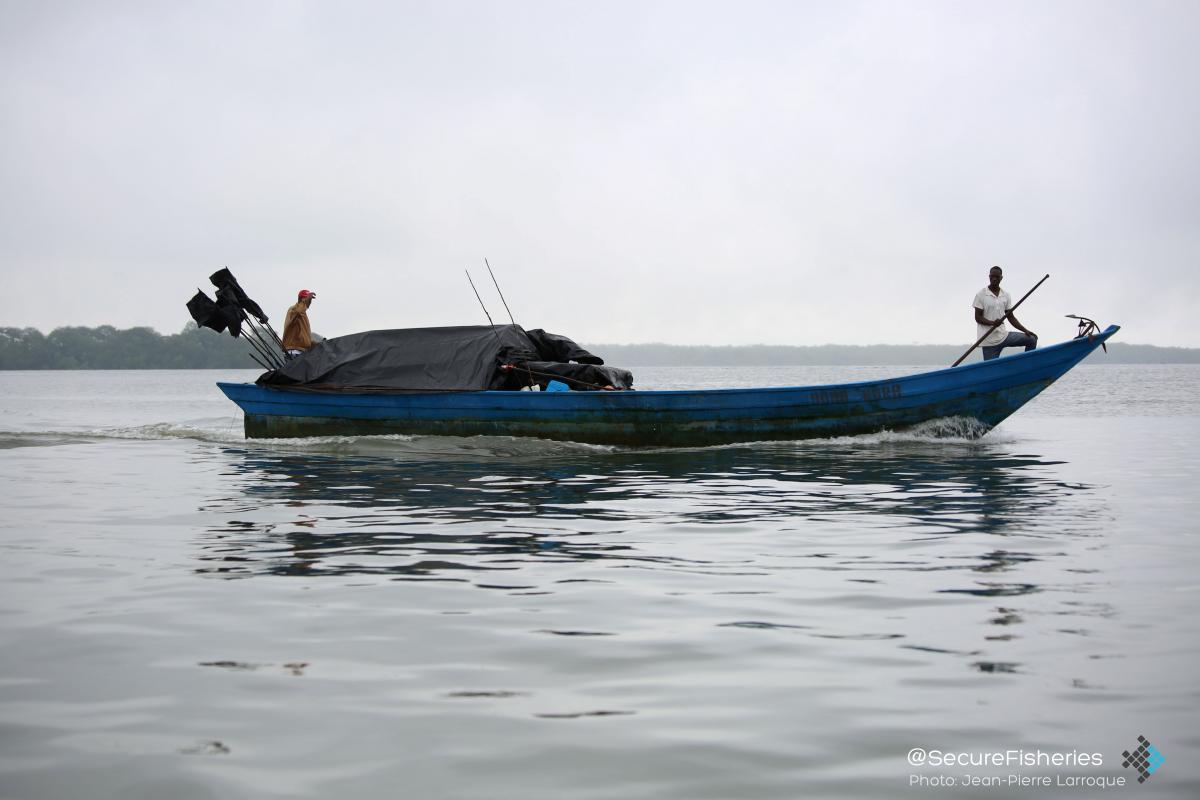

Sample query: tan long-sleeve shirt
[282,301,313,350]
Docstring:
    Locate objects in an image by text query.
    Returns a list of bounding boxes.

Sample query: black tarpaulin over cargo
[260,325,539,390]
[524,329,604,365]
[257,324,634,391]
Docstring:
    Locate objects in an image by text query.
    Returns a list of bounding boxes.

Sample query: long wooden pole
[951,273,1050,367]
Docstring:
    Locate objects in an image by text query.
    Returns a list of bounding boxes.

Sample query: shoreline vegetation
[1,324,1196,369]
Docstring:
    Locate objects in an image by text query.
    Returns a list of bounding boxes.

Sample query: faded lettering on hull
[862,383,902,401]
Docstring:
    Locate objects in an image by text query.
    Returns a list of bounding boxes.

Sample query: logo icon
[1121,736,1165,784]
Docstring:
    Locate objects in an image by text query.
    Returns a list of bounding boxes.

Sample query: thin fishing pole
[261,320,286,352]
[244,349,272,372]
[484,258,516,325]
[235,318,276,370]
[239,310,285,368]
[247,316,285,364]
[243,325,282,369]
[241,311,283,367]
[483,259,538,389]
[235,313,276,364]
[465,270,498,330]
[467,269,538,389]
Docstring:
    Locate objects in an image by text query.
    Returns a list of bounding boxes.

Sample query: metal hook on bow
[1065,315,1107,352]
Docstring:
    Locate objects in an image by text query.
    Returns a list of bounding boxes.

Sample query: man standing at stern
[973,267,1037,360]
[282,289,317,358]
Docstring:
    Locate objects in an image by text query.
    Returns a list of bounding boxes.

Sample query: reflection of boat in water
[195,436,1112,678]
[196,433,1105,582]
[217,326,1119,446]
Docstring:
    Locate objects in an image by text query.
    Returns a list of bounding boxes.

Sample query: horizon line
[3,323,1196,351]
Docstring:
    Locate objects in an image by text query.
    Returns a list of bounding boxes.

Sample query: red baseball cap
[298,289,317,299]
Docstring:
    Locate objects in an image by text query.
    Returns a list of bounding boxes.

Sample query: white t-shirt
[973,287,1011,346]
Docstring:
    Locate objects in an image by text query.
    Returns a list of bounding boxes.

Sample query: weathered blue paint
[218,325,1119,446]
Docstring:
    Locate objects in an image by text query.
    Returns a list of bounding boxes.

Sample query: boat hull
[218,326,1118,446]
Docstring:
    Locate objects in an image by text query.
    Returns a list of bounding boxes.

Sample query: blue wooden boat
[217,325,1119,446]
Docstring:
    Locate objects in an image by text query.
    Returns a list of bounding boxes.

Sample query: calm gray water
[2,365,1198,799]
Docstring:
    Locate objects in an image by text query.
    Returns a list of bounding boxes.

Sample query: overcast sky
[2,0,1196,346]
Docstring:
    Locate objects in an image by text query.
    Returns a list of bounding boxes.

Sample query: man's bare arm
[1005,311,1036,337]
[974,307,998,326]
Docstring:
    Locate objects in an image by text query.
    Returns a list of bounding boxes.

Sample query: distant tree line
[0,323,265,369]
[1,325,1196,368]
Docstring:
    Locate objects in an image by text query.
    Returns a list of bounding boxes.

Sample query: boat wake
[0,421,615,458]
[0,415,1002,456]
[852,415,995,442]
[0,422,246,450]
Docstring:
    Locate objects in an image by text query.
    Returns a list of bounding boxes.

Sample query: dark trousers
[982,332,1038,360]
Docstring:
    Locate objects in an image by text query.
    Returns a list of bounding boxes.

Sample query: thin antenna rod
[485,258,516,325]
[465,270,497,329]
[467,268,535,389]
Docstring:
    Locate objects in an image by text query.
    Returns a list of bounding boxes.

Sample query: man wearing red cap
[282,289,317,357]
